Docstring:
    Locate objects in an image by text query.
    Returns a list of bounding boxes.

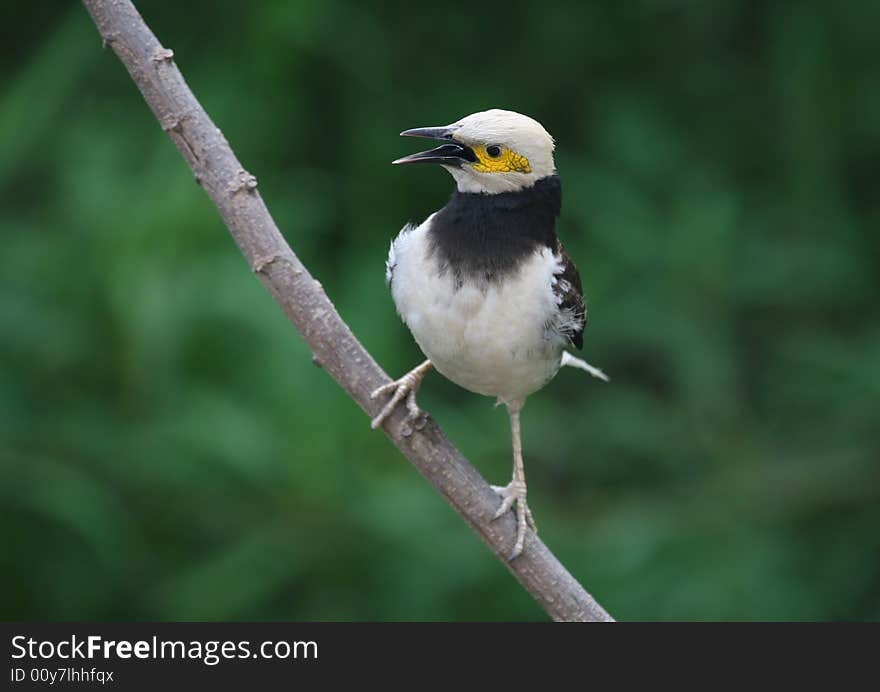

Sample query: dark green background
[2,0,878,621]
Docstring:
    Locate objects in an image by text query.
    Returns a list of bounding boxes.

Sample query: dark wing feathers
[553,240,586,350]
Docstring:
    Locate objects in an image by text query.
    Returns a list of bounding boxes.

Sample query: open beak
[393,125,476,166]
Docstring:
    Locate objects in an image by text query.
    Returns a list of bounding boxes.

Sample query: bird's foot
[370,360,432,430]
[491,478,536,560]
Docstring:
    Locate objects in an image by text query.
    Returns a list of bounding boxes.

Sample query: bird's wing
[386,223,416,288]
[551,240,586,350]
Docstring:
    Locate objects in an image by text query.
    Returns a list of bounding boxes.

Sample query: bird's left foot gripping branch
[371,109,609,560]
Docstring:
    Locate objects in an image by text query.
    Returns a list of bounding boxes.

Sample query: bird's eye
[486,145,502,158]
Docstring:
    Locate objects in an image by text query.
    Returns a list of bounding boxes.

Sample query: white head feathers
[449,109,556,194]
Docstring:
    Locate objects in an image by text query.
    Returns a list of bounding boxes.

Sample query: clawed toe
[370,381,424,429]
[370,360,432,430]
[492,488,517,520]
[491,480,536,560]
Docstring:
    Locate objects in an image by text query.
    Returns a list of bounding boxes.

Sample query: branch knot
[151,46,174,62]
[229,169,258,195]
[252,253,286,274]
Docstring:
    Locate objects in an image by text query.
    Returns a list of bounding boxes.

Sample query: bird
[370,109,607,560]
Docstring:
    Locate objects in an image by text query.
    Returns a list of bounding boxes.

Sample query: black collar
[427,175,562,285]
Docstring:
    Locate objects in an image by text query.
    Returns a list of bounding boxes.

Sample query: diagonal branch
[80,0,614,622]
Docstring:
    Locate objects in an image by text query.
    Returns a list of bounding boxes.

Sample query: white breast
[388,217,567,404]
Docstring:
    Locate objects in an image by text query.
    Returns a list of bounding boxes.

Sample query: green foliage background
[1,0,879,621]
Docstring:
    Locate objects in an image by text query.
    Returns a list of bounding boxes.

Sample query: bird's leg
[491,401,535,560]
[561,351,610,382]
[370,359,433,429]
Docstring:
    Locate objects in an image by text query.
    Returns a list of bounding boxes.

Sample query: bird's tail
[561,351,610,382]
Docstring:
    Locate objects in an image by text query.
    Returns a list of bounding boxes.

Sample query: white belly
[389,220,565,404]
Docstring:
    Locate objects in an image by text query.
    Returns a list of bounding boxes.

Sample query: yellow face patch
[470,144,531,174]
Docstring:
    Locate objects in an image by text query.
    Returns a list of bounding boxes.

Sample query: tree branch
[80,0,614,622]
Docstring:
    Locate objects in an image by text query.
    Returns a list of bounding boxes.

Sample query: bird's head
[393,109,555,194]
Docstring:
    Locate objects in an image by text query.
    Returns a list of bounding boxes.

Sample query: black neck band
[427,174,562,284]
